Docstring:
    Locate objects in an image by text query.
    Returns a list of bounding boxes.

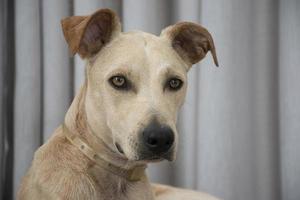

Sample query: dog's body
[18,9,219,200]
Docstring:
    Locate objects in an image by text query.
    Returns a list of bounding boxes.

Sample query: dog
[18,8,219,200]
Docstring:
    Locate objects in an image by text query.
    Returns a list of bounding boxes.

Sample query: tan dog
[18,9,219,200]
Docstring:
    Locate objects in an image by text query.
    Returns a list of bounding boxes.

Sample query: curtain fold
[279,1,300,200]
[13,0,42,198]
[0,1,6,198]
[0,0,298,200]
[42,0,73,141]
[196,1,281,199]
[1,1,14,199]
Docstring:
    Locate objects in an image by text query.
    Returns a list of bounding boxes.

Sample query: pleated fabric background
[0,0,300,200]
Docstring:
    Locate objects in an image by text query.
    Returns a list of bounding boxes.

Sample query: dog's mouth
[143,157,164,162]
[115,142,124,154]
[138,146,175,162]
[114,142,175,162]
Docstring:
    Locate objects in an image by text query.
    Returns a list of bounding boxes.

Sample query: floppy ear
[61,9,121,58]
[160,22,219,67]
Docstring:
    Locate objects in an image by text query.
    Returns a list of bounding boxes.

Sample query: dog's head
[62,9,218,163]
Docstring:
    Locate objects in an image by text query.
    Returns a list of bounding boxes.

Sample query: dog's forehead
[93,31,188,74]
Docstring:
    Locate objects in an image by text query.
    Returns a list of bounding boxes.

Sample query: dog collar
[62,123,147,182]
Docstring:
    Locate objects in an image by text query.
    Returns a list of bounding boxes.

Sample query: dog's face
[62,9,218,162]
[86,32,188,161]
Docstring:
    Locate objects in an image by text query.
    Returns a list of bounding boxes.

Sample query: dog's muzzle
[138,120,175,161]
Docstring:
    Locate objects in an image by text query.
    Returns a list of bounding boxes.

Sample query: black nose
[142,122,174,154]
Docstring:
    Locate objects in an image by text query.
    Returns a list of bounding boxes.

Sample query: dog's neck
[64,82,147,173]
[63,84,155,199]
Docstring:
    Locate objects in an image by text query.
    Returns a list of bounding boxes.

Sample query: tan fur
[18,9,220,200]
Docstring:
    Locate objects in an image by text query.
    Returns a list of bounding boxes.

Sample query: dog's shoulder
[21,126,98,199]
[34,126,89,167]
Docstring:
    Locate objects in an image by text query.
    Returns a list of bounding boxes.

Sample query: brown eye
[109,76,130,90]
[112,76,125,86]
[167,78,183,91]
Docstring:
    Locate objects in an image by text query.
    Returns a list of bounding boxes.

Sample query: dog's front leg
[152,184,220,200]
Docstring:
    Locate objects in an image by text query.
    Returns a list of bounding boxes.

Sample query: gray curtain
[0,0,299,200]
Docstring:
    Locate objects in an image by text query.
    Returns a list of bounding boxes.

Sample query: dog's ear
[160,22,219,67]
[61,9,121,58]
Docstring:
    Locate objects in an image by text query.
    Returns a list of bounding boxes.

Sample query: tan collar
[62,123,147,182]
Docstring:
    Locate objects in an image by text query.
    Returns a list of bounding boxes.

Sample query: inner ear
[61,9,121,59]
[161,22,219,67]
[173,28,210,64]
[80,12,114,57]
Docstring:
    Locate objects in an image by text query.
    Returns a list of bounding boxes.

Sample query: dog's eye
[166,78,183,91]
[109,76,129,90]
